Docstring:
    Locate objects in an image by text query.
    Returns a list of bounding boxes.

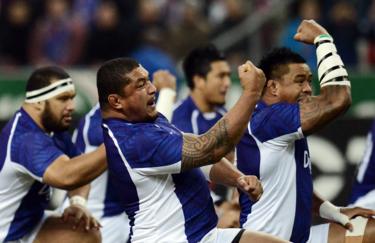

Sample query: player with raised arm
[97,57,288,242]
[237,19,375,243]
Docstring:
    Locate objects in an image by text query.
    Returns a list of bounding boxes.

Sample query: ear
[192,75,205,89]
[34,101,46,113]
[266,79,279,96]
[108,94,123,110]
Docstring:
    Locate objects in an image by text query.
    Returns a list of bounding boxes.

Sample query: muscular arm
[300,85,351,135]
[43,144,107,190]
[181,62,265,171]
[209,157,243,187]
[181,92,258,171]
[67,184,90,199]
[295,20,352,136]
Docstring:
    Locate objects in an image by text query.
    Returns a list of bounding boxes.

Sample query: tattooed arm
[299,85,351,136]
[181,61,265,171]
[294,20,351,136]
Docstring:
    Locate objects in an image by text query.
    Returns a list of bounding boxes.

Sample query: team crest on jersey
[304,150,312,174]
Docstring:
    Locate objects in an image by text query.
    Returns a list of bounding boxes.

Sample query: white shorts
[100,212,130,243]
[307,223,329,243]
[350,189,375,210]
[5,211,56,243]
[199,227,243,243]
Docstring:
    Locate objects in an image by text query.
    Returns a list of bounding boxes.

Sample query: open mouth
[147,98,156,108]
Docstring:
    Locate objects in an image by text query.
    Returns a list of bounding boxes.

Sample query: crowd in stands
[0,0,375,71]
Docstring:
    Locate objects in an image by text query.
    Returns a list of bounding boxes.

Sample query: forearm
[209,158,243,187]
[44,145,107,190]
[181,91,259,171]
[68,184,90,199]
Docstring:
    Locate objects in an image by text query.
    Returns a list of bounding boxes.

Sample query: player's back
[236,101,313,242]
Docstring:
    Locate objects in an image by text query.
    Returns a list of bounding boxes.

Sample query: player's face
[120,66,158,122]
[41,90,76,132]
[202,61,231,106]
[277,63,312,103]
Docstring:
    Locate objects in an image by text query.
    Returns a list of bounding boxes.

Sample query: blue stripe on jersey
[251,102,300,142]
[74,118,87,152]
[350,121,375,203]
[87,108,103,147]
[5,181,49,241]
[290,139,313,243]
[172,170,218,243]
[102,126,140,242]
[236,130,260,226]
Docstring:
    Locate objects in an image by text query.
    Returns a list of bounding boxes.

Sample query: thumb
[345,222,353,232]
[294,33,302,41]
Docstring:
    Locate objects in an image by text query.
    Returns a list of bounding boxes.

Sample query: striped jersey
[236,101,313,243]
[102,114,217,242]
[171,96,226,134]
[0,108,79,241]
[350,120,375,208]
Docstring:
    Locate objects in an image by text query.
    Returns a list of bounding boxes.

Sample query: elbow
[336,92,352,114]
[56,176,85,190]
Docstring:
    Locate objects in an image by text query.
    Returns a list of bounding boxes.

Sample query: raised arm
[181,61,265,171]
[294,20,352,135]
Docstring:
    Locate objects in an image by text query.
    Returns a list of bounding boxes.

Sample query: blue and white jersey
[102,114,218,242]
[73,104,124,218]
[171,96,226,134]
[349,120,375,209]
[237,101,313,243]
[0,108,79,242]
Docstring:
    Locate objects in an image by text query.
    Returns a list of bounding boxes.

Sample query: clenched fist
[294,19,329,45]
[152,70,176,91]
[236,175,263,202]
[238,60,265,98]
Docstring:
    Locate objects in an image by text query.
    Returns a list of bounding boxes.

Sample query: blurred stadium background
[0,0,374,209]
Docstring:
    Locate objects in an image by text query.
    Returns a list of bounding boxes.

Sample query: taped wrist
[314,34,350,88]
[319,201,349,226]
[69,195,87,207]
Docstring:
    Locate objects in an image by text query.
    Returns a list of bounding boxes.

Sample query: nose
[148,80,156,94]
[66,98,75,112]
[224,76,231,89]
[303,81,312,95]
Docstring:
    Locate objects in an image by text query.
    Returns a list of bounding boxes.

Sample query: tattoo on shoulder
[181,119,231,171]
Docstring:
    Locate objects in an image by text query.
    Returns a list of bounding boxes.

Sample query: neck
[190,90,214,112]
[22,103,47,132]
[261,91,279,106]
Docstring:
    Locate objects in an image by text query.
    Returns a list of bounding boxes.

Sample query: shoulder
[250,102,301,142]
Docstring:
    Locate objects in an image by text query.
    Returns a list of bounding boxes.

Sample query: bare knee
[34,216,101,243]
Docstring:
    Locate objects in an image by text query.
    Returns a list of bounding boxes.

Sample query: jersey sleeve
[250,102,304,148]
[16,133,64,181]
[122,124,183,175]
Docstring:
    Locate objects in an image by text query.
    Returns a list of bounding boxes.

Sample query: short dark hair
[258,47,306,81]
[97,57,140,107]
[183,44,226,89]
[26,66,70,92]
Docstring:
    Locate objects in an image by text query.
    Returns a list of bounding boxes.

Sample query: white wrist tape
[69,195,87,207]
[319,201,350,226]
[346,216,368,237]
[314,35,350,88]
[156,88,176,122]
